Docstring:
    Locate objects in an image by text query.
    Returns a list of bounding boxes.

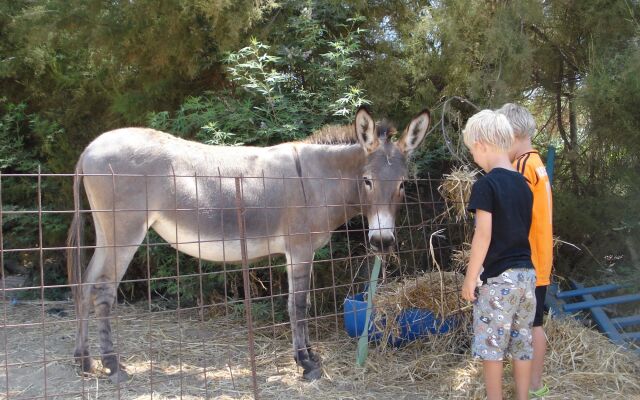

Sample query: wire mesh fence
[1,171,471,399]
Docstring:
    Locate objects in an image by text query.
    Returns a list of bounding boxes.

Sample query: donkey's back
[81,127,296,180]
[78,128,309,262]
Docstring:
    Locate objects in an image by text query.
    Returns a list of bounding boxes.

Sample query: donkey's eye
[363,177,373,190]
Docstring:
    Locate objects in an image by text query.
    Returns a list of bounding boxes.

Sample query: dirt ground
[0,299,451,400]
[1,297,639,400]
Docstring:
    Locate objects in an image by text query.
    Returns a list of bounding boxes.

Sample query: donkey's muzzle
[369,234,395,253]
[368,212,396,253]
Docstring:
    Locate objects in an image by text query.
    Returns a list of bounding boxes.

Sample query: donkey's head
[355,107,430,252]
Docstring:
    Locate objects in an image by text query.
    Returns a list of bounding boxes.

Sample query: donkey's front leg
[286,255,322,380]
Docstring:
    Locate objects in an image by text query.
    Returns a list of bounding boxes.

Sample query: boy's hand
[461,276,477,302]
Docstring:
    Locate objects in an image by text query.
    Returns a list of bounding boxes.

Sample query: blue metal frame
[564,281,628,347]
[612,315,640,329]
[545,283,567,318]
[563,293,640,312]
[545,145,556,185]
[547,280,640,353]
[556,284,623,299]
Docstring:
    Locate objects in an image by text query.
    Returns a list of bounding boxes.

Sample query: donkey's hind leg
[74,237,108,374]
[74,279,95,373]
[92,276,127,384]
[86,223,147,384]
[286,249,322,380]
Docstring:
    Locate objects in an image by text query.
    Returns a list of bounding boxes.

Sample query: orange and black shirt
[514,151,553,286]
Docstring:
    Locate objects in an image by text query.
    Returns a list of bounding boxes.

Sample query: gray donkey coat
[67,107,430,382]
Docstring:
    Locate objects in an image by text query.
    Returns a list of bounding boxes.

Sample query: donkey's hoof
[108,369,129,384]
[79,358,95,373]
[75,353,95,373]
[308,351,321,363]
[302,366,323,381]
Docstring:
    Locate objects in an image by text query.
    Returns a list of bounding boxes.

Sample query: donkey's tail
[66,155,85,305]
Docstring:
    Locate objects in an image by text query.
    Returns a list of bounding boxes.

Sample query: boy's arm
[462,209,492,301]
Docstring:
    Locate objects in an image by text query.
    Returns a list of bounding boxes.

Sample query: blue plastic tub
[343,293,457,346]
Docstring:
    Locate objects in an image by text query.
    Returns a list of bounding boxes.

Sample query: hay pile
[330,317,640,399]
[438,166,479,221]
[371,271,468,346]
[542,317,640,396]
[324,313,640,399]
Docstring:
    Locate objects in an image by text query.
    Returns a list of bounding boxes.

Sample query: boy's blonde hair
[463,109,514,152]
[496,103,536,139]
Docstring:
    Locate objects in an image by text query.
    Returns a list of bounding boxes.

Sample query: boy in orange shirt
[498,103,553,398]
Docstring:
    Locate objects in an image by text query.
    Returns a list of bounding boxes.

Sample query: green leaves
[149,9,369,146]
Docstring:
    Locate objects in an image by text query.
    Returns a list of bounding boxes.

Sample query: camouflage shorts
[472,268,537,361]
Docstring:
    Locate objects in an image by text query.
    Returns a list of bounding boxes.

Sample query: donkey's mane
[303,125,358,145]
[303,120,397,145]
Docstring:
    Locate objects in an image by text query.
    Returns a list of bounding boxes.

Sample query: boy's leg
[531,327,546,388]
[473,283,508,400]
[531,286,548,391]
[474,270,528,400]
[483,360,504,400]
[513,359,533,400]
[508,270,537,400]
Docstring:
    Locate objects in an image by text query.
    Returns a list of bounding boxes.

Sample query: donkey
[67,107,430,383]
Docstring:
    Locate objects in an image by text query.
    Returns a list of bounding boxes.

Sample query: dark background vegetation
[1,0,639,304]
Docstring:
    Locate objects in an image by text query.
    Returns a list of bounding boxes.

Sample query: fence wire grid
[0,171,471,400]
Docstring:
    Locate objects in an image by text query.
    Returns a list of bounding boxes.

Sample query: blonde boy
[498,103,553,398]
[461,110,536,400]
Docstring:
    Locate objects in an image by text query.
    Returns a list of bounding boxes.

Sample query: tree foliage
[379,0,640,280]
[1,0,639,293]
[149,10,369,145]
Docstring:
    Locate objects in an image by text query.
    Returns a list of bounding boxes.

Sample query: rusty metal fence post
[234,176,260,399]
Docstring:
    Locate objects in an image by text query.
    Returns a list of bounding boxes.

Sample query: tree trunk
[567,77,581,192]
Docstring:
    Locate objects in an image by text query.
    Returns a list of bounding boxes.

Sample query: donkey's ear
[354,107,378,153]
[398,109,430,155]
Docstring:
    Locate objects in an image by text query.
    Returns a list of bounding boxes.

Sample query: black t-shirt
[467,168,534,282]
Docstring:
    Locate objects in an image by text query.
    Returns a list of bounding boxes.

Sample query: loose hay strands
[543,317,640,398]
[437,166,479,222]
[371,272,467,348]
[322,315,640,400]
[553,235,581,251]
[450,242,471,273]
[2,300,640,399]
